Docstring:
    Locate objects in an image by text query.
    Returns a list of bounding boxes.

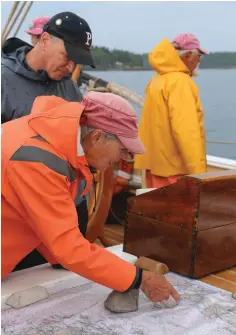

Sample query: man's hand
[140,270,180,303]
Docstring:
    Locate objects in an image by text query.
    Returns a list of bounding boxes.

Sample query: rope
[1,1,19,41]
[13,1,34,37]
[207,140,236,145]
[2,1,28,43]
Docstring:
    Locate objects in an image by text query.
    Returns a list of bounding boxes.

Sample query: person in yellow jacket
[135,33,208,188]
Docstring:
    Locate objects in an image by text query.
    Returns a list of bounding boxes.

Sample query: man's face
[40,32,76,80]
[83,130,132,171]
[182,51,202,73]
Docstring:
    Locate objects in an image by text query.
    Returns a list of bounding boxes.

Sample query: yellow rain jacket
[135,39,207,176]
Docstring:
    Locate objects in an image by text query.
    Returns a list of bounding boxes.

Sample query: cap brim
[118,136,145,155]
[199,47,208,55]
[25,28,43,35]
[64,41,95,68]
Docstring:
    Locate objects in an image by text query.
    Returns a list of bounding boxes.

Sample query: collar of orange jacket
[28,95,85,169]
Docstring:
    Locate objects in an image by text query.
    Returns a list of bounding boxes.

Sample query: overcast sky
[1,1,236,53]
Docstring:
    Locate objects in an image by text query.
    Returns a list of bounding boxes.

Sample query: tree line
[83,46,236,70]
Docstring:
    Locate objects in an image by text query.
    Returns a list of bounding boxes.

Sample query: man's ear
[39,32,51,48]
[91,129,105,145]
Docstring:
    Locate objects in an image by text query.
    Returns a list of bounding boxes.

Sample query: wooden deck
[95,224,236,293]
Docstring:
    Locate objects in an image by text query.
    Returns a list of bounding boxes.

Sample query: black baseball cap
[43,12,95,68]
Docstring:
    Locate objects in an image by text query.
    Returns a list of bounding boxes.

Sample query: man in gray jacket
[1,11,95,270]
[1,11,94,122]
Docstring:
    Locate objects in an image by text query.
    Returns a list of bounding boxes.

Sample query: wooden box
[124,170,236,278]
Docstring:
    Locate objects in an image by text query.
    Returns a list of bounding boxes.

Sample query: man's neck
[25,46,44,72]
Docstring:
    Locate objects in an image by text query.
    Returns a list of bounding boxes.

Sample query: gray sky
[1,1,236,53]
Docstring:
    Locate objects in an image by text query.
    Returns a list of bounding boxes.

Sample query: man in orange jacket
[1,91,180,303]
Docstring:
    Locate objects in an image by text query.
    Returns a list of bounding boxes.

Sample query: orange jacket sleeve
[7,161,137,292]
[37,244,59,265]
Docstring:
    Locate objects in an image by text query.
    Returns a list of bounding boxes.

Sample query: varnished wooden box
[124,170,236,278]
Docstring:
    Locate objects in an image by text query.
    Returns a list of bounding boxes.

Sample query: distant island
[83,46,236,71]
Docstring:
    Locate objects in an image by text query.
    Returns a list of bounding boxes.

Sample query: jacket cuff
[124,267,143,292]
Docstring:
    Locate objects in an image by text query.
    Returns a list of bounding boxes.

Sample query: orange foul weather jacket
[1,96,138,292]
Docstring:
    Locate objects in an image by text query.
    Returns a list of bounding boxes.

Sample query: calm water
[87,70,236,160]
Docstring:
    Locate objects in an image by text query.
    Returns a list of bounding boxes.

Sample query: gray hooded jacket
[1,38,82,123]
[1,38,85,205]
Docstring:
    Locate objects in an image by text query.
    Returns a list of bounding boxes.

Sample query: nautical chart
[2,273,236,335]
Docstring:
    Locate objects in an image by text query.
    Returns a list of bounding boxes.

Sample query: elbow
[48,231,91,268]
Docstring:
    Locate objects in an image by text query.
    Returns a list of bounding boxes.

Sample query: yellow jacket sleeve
[168,76,207,174]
